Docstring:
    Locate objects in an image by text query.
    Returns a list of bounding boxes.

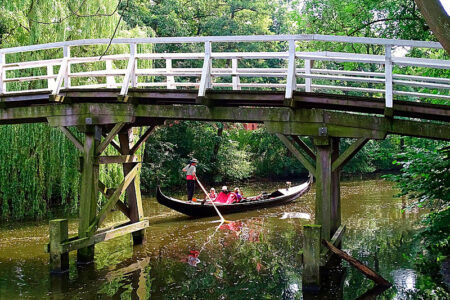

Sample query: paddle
[196,177,229,223]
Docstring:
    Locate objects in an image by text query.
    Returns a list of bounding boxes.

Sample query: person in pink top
[215,186,230,203]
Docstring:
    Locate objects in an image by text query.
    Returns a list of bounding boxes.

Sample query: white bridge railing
[0,34,449,109]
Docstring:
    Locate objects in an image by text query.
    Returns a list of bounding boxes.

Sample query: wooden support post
[49,219,69,274]
[77,126,101,264]
[314,137,333,241]
[63,46,70,89]
[119,128,145,244]
[331,137,341,234]
[303,225,321,289]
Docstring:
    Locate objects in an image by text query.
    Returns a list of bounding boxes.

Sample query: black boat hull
[156,178,312,218]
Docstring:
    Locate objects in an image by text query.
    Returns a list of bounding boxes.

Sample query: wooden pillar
[314,137,333,241]
[303,225,321,289]
[49,219,69,273]
[331,137,341,235]
[119,127,145,244]
[77,126,101,264]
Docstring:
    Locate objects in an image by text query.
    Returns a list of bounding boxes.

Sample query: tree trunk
[415,0,450,53]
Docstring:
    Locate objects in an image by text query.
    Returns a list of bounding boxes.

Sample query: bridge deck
[1,88,449,141]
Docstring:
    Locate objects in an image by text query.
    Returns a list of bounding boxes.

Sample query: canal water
[0,179,442,299]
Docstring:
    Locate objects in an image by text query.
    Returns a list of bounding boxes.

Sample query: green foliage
[141,122,255,193]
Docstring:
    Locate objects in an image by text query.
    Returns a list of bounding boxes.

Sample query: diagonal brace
[277,133,316,177]
[98,180,131,219]
[59,126,83,152]
[332,137,369,172]
[96,122,126,155]
[87,163,140,235]
[291,135,316,160]
[130,125,156,155]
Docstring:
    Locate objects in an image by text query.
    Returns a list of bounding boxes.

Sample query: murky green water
[0,179,442,299]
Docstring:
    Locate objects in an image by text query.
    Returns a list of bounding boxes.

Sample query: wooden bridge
[1,34,449,287]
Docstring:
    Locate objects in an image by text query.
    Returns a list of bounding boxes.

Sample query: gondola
[156,176,312,218]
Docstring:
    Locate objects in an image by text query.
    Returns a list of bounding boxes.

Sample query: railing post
[106,60,116,88]
[232,58,240,90]
[285,39,297,100]
[166,58,176,89]
[119,44,137,101]
[47,65,56,90]
[63,46,70,89]
[198,41,212,97]
[130,44,138,88]
[305,59,312,92]
[0,53,5,94]
[384,45,393,117]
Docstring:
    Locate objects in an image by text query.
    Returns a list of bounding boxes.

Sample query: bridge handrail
[0,34,448,111]
[0,34,443,54]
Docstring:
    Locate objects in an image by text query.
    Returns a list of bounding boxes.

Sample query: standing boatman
[182,158,198,202]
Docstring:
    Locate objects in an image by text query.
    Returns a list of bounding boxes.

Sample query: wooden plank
[96,155,137,164]
[59,126,83,152]
[322,239,391,287]
[49,220,149,255]
[96,122,125,155]
[130,125,155,155]
[331,137,369,172]
[98,180,130,218]
[291,135,315,160]
[276,134,316,177]
[87,163,140,235]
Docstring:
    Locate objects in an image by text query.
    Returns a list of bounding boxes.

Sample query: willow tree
[0,0,152,220]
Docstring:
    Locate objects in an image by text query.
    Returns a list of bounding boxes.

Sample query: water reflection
[0,180,444,299]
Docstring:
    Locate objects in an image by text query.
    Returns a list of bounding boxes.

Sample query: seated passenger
[234,187,243,202]
[215,186,230,203]
[225,191,238,204]
[205,188,217,201]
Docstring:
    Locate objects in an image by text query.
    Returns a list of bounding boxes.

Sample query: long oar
[196,177,228,223]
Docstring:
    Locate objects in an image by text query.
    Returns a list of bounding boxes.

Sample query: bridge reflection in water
[0,34,448,288]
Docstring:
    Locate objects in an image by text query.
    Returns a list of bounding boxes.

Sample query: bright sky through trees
[441,0,450,15]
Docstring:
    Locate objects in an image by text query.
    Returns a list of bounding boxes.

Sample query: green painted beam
[0,103,449,140]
